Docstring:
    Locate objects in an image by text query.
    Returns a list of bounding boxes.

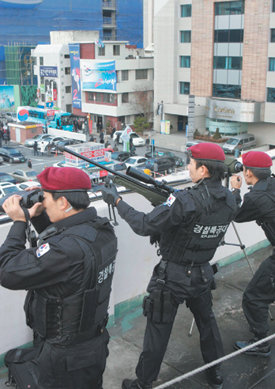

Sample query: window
[180,56,191,68]
[179,82,190,95]
[65,67,71,75]
[213,56,242,70]
[215,1,244,15]
[98,46,105,56]
[103,93,115,103]
[65,86,71,93]
[113,45,120,56]
[135,69,148,80]
[122,93,129,103]
[273,0,275,12]
[40,76,44,84]
[32,57,37,65]
[267,88,275,102]
[39,57,43,65]
[213,83,241,99]
[121,70,129,81]
[214,29,243,43]
[64,54,70,59]
[180,4,192,17]
[180,30,191,43]
[271,29,275,42]
[269,58,275,71]
[87,92,95,101]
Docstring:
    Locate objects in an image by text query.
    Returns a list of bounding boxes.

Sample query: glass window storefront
[180,56,190,68]
[213,56,242,70]
[180,30,191,43]
[213,84,241,99]
[214,1,244,16]
[214,29,243,43]
[180,4,191,17]
[179,82,190,95]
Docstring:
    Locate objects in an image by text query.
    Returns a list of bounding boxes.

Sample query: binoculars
[0,189,44,213]
[224,157,243,176]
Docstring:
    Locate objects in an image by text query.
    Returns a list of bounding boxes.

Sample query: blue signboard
[40,66,58,78]
[82,60,117,91]
[69,43,81,110]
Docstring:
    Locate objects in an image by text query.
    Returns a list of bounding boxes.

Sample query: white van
[222,134,256,154]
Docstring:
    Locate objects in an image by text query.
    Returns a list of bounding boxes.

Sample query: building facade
[152,0,275,147]
[32,31,154,130]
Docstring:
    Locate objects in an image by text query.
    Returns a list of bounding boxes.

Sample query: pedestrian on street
[231,151,275,357]
[33,141,38,156]
[101,143,238,389]
[27,159,32,169]
[0,167,117,389]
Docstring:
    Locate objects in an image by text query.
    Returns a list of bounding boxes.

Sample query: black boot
[205,366,223,389]
[122,378,152,389]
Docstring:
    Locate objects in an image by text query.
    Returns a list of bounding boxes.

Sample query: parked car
[111,151,132,162]
[16,181,41,190]
[138,157,175,175]
[124,156,148,168]
[10,169,38,183]
[49,138,83,154]
[0,147,26,163]
[129,133,146,147]
[0,182,21,198]
[37,136,65,152]
[116,131,145,146]
[24,133,50,148]
[0,172,16,184]
[144,150,184,167]
[222,134,256,154]
[112,162,127,172]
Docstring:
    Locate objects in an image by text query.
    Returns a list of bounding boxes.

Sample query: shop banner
[81,60,117,91]
[69,43,82,109]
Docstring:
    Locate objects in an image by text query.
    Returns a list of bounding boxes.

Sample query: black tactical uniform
[116,178,237,386]
[0,207,117,389]
[233,177,275,340]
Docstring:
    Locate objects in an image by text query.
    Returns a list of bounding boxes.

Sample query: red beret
[38,167,91,191]
[242,151,272,168]
[188,142,225,161]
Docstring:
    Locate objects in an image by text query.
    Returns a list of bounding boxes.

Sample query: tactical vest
[254,177,275,246]
[24,217,117,345]
[162,183,235,265]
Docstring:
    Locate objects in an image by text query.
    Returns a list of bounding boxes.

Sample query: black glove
[101,182,121,206]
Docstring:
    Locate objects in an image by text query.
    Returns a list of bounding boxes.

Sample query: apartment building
[32,31,154,130]
[152,0,275,146]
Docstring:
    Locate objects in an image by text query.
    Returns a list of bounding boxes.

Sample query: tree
[132,89,153,132]
[133,115,150,133]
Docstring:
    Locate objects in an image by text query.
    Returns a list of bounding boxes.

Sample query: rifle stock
[58,145,174,206]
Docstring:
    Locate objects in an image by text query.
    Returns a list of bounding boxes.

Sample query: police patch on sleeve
[164,194,176,207]
[36,243,50,258]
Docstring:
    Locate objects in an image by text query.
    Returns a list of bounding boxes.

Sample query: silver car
[24,134,49,147]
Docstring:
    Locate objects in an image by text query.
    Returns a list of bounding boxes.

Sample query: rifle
[58,146,175,209]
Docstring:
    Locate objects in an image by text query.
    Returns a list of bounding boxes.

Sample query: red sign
[81,149,105,159]
[47,109,55,117]
[53,89,57,101]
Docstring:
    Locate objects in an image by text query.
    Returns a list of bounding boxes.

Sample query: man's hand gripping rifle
[58,145,175,224]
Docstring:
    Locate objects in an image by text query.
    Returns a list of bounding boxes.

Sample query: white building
[148,0,275,147]
[32,30,154,132]
[31,31,100,113]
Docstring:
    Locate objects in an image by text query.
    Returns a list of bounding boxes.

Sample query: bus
[16,106,57,129]
[49,112,87,132]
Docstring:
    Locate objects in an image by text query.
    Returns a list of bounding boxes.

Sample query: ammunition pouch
[142,289,177,324]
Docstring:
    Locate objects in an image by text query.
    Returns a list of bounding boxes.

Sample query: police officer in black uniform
[0,166,117,389]
[231,151,275,357]
[101,143,237,389]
